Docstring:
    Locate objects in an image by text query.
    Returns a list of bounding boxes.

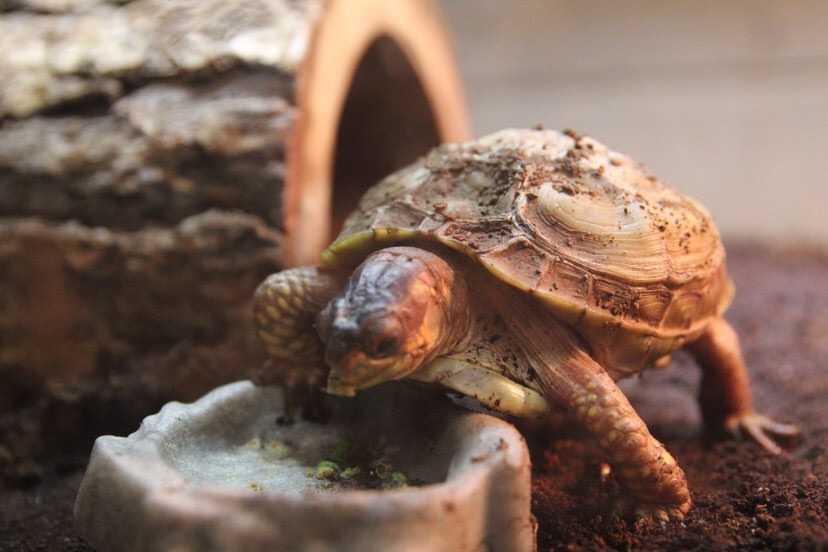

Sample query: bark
[0,71,293,229]
[0,1,307,406]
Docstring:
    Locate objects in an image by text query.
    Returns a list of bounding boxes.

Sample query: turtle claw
[253,359,328,424]
[633,504,680,523]
[615,496,691,523]
[727,412,800,455]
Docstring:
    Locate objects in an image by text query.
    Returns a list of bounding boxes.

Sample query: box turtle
[254,129,798,519]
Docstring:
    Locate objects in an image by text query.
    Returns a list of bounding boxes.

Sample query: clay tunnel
[283,5,470,267]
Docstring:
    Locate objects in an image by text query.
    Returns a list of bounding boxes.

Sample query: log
[0,0,470,479]
[0,0,469,260]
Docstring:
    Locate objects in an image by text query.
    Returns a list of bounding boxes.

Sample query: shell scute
[663,291,704,330]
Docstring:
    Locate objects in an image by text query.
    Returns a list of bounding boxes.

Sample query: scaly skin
[569,369,691,519]
[491,288,692,519]
[253,267,344,419]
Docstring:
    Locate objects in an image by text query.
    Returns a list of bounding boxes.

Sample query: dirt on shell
[1,244,827,551]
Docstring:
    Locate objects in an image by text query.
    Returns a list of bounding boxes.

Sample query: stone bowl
[74,380,535,551]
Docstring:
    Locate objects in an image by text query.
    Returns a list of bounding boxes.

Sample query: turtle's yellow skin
[254,129,798,520]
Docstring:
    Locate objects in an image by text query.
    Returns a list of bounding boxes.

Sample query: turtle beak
[324,351,399,396]
[324,376,357,397]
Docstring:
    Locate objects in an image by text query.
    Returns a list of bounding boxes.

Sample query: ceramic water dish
[74,380,535,551]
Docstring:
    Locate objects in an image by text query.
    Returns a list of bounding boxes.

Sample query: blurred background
[440,0,828,246]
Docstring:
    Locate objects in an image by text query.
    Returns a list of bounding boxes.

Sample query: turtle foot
[726,411,800,455]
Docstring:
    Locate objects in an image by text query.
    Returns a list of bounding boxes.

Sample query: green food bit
[340,466,362,480]
[315,460,341,480]
[384,471,408,489]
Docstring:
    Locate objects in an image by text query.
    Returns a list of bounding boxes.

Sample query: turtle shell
[323,129,734,375]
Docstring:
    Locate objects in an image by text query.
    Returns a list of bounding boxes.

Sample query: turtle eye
[361,316,404,359]
[370,336,401,358]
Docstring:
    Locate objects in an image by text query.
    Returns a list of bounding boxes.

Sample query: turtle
[253,128,798,519]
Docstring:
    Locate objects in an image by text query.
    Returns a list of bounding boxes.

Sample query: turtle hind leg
[686,317,800,454]
[253,266,344,422]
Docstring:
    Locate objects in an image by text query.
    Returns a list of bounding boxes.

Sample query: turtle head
[317,246,467,396]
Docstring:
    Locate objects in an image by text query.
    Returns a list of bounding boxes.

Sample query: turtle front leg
[687,317,799,454]
[495,294,692,519]
[253,266,344,421]
[560,363,692,520]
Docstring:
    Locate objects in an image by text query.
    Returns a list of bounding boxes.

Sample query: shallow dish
[74,380,535,551]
